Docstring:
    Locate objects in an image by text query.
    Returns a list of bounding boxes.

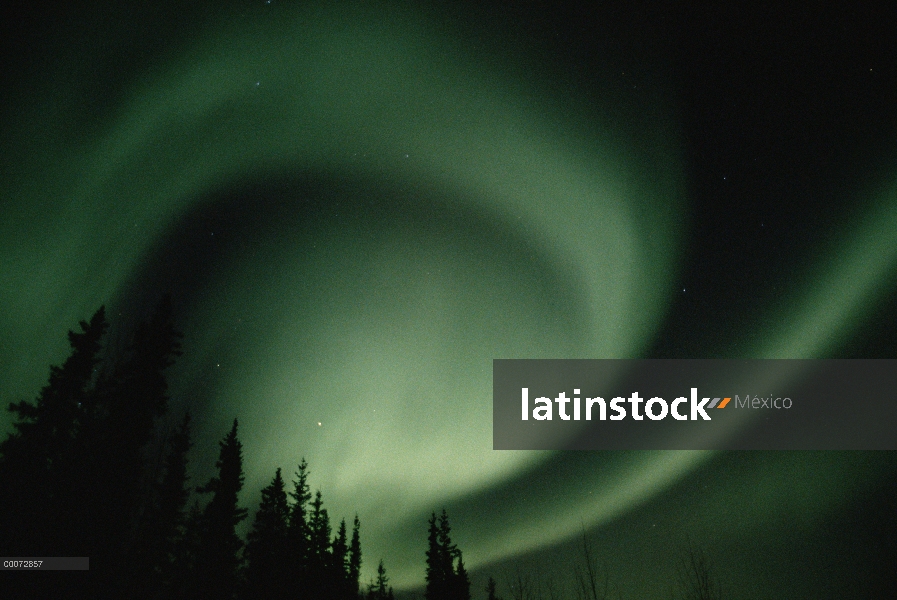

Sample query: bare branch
[573,528,610,600]
[675,540,722,600]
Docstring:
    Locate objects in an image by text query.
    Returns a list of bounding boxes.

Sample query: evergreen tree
[129,410,194,597]
[157,411,195,564]
[437,510,456,590]
[0,306,108,555]
[425,510,469,600]
[79,297,182,589]
[288,458,313,597]
[331,519,351,599]
[0,307,108,599]
[485,576,502,600]
[195,418,248,600]
[425,512,444,600]
[453,555,471,600]
[367,559,395,600]
[308,489,332,597]
[0,302,193,599]
[309,490,332,562]
[106,296,182,448]
[245,467,291,600]
[348,514,363,598]
[170,499,205,600]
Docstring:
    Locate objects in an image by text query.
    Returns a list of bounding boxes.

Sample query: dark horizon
[3,307,895,597]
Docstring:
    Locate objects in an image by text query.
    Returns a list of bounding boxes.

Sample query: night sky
[2,1,896,597]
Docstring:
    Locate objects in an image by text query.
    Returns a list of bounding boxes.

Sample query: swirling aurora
[2,2,895,597]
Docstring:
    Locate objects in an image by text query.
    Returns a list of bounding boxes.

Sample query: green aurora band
[1,3,895,589]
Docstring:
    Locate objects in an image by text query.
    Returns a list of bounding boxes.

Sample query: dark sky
[2,1,896,597]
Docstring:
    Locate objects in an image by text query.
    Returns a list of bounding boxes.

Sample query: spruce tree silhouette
[288,458,313,598]
[1,305,381,600]
[425,510,471,600]
[155,411,195,591]
[331,519,351,599]
[82,296,183,594]
[129,410,195,599]
[0,306,108,599]
[194,418,248,600]
[349,514,363,598]
[0,306,108,555]
[485,576,503,600]
[425,512,442,598]
[308,489,333,597]
[246,458,361,600]
[170,499,206,600]
[245,467,291,600]
[0,300,186,599]
[366,559,396,600]
[453,555,472,600]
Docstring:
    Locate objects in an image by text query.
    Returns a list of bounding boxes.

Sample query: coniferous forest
[0,302,483,600]
[2,292,897,600]
[3,293,897,600]
[0,299,759,600]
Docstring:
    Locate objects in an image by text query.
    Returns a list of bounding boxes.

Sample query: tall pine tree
[0,307,107,551]
[170,499,205,600]
[288,458,313,599]
[245,467,291,600]
[307,489,333,597]
[0,301,188,598]
[426,512,444,600]
[195,418,248,600]
[425,510,471,600]
[485,576,502,600]
[128,410,194,598]
[367,559,395,600]
[0,307,108,599]
[331,519,351,599]
[77,297,183,590]
[156,411,195,573]
[349,514,363,599]
[453,555,471,600]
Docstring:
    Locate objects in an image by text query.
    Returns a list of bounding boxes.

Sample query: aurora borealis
[2,2,896,597]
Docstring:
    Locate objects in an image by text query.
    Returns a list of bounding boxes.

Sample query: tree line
[0,302,730,599]
[0,302,477,600]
